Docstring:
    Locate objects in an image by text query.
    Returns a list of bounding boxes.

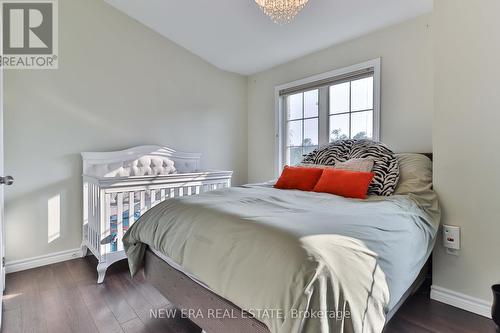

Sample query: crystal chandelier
[255,0,309,24]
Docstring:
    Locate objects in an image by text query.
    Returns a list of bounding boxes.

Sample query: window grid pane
[287,147,303,166]
[330,83,349,114]
[350,110,373,139]
[304,89,319,118]
[351,77,373,112]
[286,145,319,165]
[329,114,349,142]
[287,93,303,120]
[304,118,318,146]
[287,120,303,146]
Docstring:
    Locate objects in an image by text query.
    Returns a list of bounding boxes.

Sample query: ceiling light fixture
[254,0,309,25]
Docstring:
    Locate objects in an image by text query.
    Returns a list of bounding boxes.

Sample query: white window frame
[274,58,381,177]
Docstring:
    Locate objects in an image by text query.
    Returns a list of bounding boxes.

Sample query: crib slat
[129,192,135,225]
[103,193,112,255]
[94,184,97,215]
[91,183,94,216]
[94,185,98,251]
[90,184,94,250]
[83,183,88,226]
[92,184,96,216]
[117,193,124,252]
[151,190,157,207]
[140,191,146,215]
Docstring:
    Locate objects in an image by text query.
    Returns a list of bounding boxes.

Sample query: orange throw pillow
[313,169,375,199]
[275,166,324,191]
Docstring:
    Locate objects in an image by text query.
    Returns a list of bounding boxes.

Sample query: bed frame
[144,249,431,333]
[144,250,270,333]
[142,153,434,332]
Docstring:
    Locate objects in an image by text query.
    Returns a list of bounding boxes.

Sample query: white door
[0,60,3,329]
[0,59,12,329]
[0,58,4,328]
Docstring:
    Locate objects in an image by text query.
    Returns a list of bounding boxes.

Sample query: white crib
[80,145,233,283]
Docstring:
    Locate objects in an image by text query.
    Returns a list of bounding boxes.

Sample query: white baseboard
[431,285,492,318]
[5,248,82,273]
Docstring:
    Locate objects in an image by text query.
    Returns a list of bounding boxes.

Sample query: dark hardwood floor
[2,257,496,333]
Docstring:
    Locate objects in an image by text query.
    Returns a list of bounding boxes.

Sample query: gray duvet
[124,184,439,333]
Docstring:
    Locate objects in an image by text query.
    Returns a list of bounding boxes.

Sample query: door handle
[0,176,14,186]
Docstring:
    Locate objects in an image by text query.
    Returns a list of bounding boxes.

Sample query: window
[275,59,380,174]
[285,89,319,165]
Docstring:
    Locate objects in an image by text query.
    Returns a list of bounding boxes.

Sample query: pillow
[313,169,375,199]
[274,166,324,191]
[301,140,399,196]
[300,158,374,172]
[394,153,433,195]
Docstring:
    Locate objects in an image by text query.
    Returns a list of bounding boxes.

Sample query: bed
[123,152,440,333]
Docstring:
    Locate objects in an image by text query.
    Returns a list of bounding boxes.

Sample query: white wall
[247,14,433,182]
[432,0,500,305]
[4,0,248,262]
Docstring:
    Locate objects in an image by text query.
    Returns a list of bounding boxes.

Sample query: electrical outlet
[443,225,460,255]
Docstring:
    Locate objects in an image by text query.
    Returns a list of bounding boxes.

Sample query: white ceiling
[104,0,433,75]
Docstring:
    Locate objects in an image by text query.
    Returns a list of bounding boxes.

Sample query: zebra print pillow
[301,140,399,196]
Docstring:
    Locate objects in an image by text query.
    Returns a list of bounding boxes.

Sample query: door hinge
[2,257,5,267]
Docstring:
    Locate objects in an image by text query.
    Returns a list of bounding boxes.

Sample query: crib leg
[79,242,88,258]
[97,262,108,284]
